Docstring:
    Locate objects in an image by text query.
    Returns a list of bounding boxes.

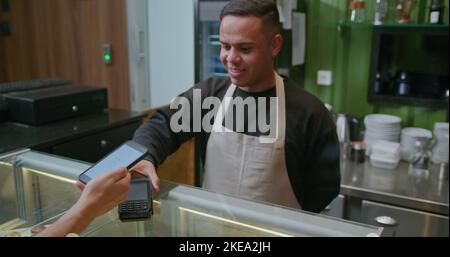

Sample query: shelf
[213,72,228,77]
[373,23,449,29]
[209,41,221,46]
[339,21,374,29]
[343,22,448,29]
[369,94,449,109]
[311,21,369,30]
[313,20,449,31]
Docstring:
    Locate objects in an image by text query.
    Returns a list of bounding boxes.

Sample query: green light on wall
[102,43,112,65]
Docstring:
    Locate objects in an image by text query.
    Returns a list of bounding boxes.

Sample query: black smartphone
[118,179,153,222]
[78,140,148,184]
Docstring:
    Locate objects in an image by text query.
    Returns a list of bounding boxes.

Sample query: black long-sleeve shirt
[133,76,340,213]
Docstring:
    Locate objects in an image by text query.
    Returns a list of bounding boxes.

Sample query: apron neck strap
[213,72,286,147]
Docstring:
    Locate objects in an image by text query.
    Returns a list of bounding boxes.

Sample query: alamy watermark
[169,89,279,143]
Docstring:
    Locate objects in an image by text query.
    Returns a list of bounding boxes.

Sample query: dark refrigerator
[195,0,230,83]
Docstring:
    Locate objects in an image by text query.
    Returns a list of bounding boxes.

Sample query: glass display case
[0,149,386,237]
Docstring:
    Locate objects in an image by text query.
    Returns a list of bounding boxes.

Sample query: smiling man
[219,5,282,93]
[132,0,340,213]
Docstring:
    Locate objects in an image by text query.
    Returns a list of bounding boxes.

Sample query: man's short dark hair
[220,0,281,35]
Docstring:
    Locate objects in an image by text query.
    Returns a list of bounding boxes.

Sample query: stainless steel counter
[340,160,449,215]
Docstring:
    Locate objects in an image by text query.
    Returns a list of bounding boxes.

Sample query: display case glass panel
[0,150,385,237]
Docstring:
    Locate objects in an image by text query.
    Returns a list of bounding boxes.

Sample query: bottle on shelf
[349,0,367,23]
[396,71,411,96]
[374,71,383,94]
[374,0,389,25]
[429,0,444,24]
[395,0,417,24]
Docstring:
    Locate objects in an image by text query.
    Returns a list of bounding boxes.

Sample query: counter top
[340,160,449,215]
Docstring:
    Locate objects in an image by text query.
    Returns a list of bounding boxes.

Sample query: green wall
[278,0,449,131]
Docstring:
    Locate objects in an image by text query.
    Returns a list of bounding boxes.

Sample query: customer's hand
[73,167,131,220]
[36,167,131,237]
[130,160,160,193]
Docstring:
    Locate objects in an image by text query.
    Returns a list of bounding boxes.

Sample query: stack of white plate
[364,114,402,155]
[432,123,449,164]
[400,127,433,162]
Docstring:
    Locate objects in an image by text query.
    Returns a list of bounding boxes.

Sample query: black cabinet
[368,25,449,108]
[0,109,146,163]
[51,122,141,163]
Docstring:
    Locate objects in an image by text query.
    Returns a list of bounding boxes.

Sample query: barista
[132,0,340,212]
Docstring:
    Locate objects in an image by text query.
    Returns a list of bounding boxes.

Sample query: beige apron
[203,72,301,209]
